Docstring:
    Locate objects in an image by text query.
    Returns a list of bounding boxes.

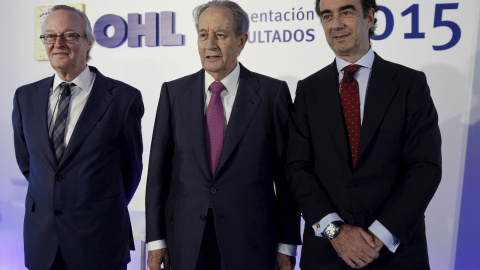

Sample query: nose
[331,15,344,31]
[53,36,66,47]
[205,34,218,50]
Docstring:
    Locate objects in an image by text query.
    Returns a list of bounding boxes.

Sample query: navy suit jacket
[145,64,301,270]
[286,54,442,269]
[12,66,144,270]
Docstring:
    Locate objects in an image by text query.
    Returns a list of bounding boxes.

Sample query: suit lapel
[313,61,350,162]
[215,65,261,177]
[35,76,58,163]
[357,55,398,161]
[59,67,114,167]
[181,70,212,180]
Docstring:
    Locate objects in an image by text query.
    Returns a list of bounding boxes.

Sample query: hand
[369,230,385,253]
[276,252,296,270]
[147,248,170,270]
[330,224,378,269]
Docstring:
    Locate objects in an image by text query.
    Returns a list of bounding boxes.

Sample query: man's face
[319,0,374,62]
[44,9,92,79]
[197,6,247,81]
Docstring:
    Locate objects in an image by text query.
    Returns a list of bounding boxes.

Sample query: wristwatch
[323,221,344,239]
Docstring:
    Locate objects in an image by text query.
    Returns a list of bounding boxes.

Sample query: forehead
[198,6,234,30]
[320,0,362,11]
[45,9,84,32]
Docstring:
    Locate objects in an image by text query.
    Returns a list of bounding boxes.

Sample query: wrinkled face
[197,6,247,81]
[319,0,374,62]
[44,9,92,77]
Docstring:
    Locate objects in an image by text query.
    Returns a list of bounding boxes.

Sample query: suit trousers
[195,209,221,270]
[49,247,127,270]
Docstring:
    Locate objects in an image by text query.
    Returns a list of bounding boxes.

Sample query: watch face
[325,223,337,238]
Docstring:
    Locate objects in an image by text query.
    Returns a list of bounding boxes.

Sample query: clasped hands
[330,224,384,269]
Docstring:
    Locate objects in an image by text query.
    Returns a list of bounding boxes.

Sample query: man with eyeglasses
[12,5,144,270]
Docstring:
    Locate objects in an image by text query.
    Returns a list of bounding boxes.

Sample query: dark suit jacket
[12,66,144,270]
[146,64,301,270]
[286,54,442,269]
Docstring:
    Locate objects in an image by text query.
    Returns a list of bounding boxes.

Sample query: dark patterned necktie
[51,82,74,162]
[205,81,226,174]
[340,65,362,167]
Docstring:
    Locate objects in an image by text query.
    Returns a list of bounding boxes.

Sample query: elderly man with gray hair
[145,1,301,269]
[13,5,143,270]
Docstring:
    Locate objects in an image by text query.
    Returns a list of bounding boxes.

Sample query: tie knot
[342,64,362,83]
[343,64,362,76]
[60,82,75,97]
[209,81,226,94]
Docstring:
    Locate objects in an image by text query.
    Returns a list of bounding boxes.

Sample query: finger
[164,255,170,269]
[353,257,366,269]
[358,228,375,248]
[357,251,375,264]
[344,256,358,269]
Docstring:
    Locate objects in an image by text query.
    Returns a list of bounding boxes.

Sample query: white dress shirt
[48,66,95,144]
[148,62,297,256]
[312,48,401,253]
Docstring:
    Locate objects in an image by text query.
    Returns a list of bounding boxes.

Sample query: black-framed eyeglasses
[39,33,86,44]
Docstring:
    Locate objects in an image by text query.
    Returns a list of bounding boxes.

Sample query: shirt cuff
[277,243,297,256]
[312,213,344,237]
[368,220,400,253]
[147,239,168,251]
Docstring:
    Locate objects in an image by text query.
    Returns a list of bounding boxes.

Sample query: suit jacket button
[55,176,63,181]
[200,215,207,222]
[210,187,217,194]
[55,210,63,216]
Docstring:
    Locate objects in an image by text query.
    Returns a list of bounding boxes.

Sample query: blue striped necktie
[51,82,74,162]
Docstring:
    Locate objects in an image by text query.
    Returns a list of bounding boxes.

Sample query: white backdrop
[0,0,479,269]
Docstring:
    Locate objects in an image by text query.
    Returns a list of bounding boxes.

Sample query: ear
[237,32,248,55]
[366,8,375,29]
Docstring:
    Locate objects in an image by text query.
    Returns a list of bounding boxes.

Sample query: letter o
[294,29,304,42]
[94,14,127,48]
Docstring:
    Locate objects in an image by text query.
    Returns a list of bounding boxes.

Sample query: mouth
[206,55,221,61]
[333,34,349,40]
[52,52,69,56]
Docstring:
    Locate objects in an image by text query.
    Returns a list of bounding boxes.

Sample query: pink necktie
[206,81,226,174]
[340,65,362,167]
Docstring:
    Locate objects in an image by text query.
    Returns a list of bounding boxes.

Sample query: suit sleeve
[375,71,441,243]
[272,82,302,245]
[145,83,174,242]
[121,90,144,204]
[12,88,30,181]
[285,81,339,227]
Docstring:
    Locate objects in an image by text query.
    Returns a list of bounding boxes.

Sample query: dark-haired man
[286,0,441,269]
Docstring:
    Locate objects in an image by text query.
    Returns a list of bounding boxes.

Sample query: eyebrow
[45,28,77,33]
[319,5,357,16]
[198,28,228,34]
[339,5,357,12]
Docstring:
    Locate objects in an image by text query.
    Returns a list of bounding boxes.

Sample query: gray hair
[42,5,95,61]
[193,0,249,37]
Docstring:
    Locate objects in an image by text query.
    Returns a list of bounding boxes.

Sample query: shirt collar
[52,65,94,94]
[204,62,240,96]
[336,47,375,73]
